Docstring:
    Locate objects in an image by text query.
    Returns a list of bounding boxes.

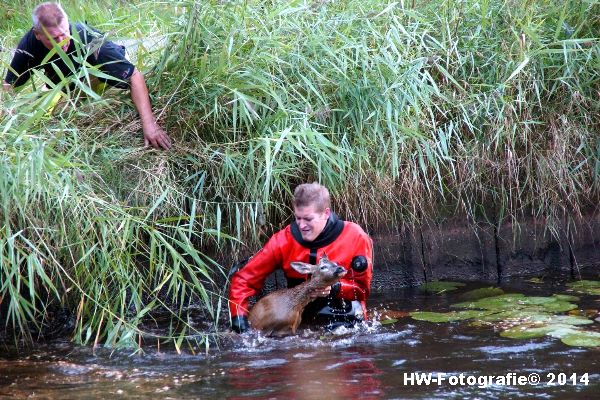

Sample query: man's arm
[228,237,284,333]
[129,69,172,150]
[229,235,284,318]
[77,24,171,150]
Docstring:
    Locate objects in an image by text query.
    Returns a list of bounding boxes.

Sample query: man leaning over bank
[2,2,171,150]
[228,182,374,333]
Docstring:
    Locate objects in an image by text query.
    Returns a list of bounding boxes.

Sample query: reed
[1,0,598,349]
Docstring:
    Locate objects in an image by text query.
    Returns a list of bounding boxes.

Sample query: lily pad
[518,296,566,305]
[477,310,539,323]
[380,318,399,325]
[560,330,600,347]
[546,325,583,339]
[553,294,580,302]
[458,287,505,301]
[499,314,595,340]
[500,325,558,339]
[410,310,494,323]
[503,323,588,339]
[419,281,466,294]
[528,314,593,326]
[529,301,578,313]
[451,294,527,310]
[451,294,576,313]
[567,280,600,296]
[409,289,599,347]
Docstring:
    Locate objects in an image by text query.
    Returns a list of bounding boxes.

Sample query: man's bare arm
[129,69,172,150]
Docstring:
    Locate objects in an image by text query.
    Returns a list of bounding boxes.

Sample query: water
[1,272,599,399]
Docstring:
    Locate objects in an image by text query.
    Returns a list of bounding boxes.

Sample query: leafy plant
[567,280,600,296]
[1,0,599,349]
[411,292,600,347]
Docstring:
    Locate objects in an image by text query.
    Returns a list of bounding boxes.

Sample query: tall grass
[153,0,599,224]
[1,1,230,351]
[1,0,599,349]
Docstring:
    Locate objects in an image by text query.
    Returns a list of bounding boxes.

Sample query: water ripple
[477,341,552,354]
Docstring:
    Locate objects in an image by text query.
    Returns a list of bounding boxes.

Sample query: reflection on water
[1,271,600,399]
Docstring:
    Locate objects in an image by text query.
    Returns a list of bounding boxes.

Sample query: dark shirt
[5,23,135,89]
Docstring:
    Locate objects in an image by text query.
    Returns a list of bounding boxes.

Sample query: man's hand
[309,282,342,300]
[142,121,172,150]
[309,286,332,300]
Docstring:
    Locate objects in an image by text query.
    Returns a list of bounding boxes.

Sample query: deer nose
[335,267,346,276]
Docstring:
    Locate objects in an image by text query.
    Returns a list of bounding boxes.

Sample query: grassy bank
[1,0,599,349]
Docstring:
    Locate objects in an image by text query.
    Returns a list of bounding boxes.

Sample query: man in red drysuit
[229,182,373,333]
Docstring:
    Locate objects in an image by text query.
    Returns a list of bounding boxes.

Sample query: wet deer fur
[248,254,347,336]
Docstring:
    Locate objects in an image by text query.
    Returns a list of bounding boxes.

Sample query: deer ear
[290,262,316,275]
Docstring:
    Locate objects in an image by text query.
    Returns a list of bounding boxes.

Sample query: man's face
[34,19,70,51]
[294,204,330,242]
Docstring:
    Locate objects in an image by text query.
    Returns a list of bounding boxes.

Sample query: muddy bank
[371,210,600,290]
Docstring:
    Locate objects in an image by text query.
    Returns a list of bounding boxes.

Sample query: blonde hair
[32,2,67,31]
[293,183,330,212]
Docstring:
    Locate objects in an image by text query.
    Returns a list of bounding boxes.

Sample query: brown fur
[248,254,346,336]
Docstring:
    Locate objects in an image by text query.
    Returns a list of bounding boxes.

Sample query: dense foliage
[1,0,598,349]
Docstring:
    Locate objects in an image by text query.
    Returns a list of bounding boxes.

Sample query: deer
[248,254,347,336]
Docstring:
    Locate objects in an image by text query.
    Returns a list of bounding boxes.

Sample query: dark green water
[1,271,599,399]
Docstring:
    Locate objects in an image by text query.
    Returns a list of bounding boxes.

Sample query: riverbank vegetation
[1,0,598,350]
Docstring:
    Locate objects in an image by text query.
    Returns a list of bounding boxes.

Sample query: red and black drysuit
[229,213,373,330]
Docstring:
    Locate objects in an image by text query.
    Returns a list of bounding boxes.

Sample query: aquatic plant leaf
[419,281,466,294]
[502,324,600,347]
[478,310,530,322]
[545,326,581,339]
[411,310,494,323]
[458,287,505,301]
[451,294,527,310]
[531,301,578,313]
[567,280,600,296]
[553,294,580,302]
[380,318,399,325]
[501,322,590,340]
[500,325,555,339]
[529,315,593,326]
[518,296,563,305]
[477,309,591,332]
[567,280,600,288]
[414,286,594,347]
[451,294,577,313]
[480,310,553,323]
[560,331,600,347]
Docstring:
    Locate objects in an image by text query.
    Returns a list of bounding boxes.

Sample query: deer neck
[288,278,325,308]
